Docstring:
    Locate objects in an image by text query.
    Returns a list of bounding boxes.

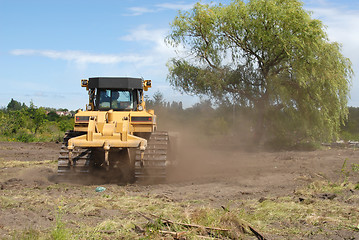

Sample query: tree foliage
[7,98,24,111]
[341,107,359,141]
[0,99,73,142]
[166,0,353,144]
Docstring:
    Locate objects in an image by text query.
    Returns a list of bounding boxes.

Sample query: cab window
[98,89,134,111]
[98,90,111,109]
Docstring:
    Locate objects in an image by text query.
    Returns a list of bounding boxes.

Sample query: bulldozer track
[135,131,169,181]
[58,131,171,182]
[57,131,91,175]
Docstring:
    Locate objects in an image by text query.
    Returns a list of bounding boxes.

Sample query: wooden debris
[248,226,267,240]
[138,212,267,240]
[98,230,116,234]
[149,213,231,232]
[158,230,186,239]
[133,224,145,234]
[137,211,156,224]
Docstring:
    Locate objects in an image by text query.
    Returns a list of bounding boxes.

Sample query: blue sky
[0,0,358,110]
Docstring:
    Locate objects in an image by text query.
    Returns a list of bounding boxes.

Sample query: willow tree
[166,0,352,144]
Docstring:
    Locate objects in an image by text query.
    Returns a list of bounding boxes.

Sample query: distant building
[56,111,72,116]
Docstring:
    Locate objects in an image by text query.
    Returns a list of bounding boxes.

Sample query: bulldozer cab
[83,77,149,112]
[97,89,138,111]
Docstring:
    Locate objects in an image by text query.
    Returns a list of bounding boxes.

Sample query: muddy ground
[1,140,359,239]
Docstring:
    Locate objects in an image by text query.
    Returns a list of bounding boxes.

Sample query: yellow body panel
[68,133,147,148]
[71,109,156,150]
[74,110,156,132]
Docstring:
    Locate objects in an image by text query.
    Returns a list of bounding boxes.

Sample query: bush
[16,129,35,143]
[264,136,320,151]
[0,100,73,142]
[58,118,74,132]
[340,131,359,141]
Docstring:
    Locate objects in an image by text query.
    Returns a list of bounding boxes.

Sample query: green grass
[51,208,71,240]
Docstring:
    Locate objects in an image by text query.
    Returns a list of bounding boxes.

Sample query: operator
[99,90,111,108]
[111,91,120,109]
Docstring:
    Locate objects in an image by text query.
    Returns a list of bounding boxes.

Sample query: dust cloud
[164,118,260,184]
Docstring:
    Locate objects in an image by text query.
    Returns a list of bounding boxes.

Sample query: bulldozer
[58,77,173,183]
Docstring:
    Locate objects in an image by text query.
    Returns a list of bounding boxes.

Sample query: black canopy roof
[88,77,143,90]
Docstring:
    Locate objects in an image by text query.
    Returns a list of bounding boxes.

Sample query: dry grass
[0,159,56,168]
[1,158,359,239]
[2,179,359,239]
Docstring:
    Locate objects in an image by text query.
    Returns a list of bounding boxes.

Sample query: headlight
[138,105,143,111]
[81,79,88,87]
[75,116,90,122]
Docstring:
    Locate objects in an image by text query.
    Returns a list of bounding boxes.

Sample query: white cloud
[120,25,165,43]
[310,7,359,45]
[156,3,194,11]
[9,24,182,72]
[10,49,151,65]
[125,7,155,16]
[125,2,195,16]
[119,25,172,54]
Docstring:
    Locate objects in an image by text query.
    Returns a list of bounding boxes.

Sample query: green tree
[47,111,60,121]
[153,91,165,108]
[28,102,47,134]
[341,107,359,140]
[7,98,23,111]
[58,118,74,132]
[166,0,353,144]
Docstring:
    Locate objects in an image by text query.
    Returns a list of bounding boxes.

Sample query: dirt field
[1,140,359,239]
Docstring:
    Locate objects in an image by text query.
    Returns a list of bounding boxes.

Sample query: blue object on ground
[95,186,106,192]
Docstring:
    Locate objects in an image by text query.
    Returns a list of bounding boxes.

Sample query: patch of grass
[352,163,359,172]
[51,206,71,240]
[0,196,20,209]
[341,158,350,183]
[306,181,346,195]
[11,228,43,240]
[96,219,122,232]
[0,160,56,168]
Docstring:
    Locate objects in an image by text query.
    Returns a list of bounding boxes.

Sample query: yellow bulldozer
[58,77,173,182]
